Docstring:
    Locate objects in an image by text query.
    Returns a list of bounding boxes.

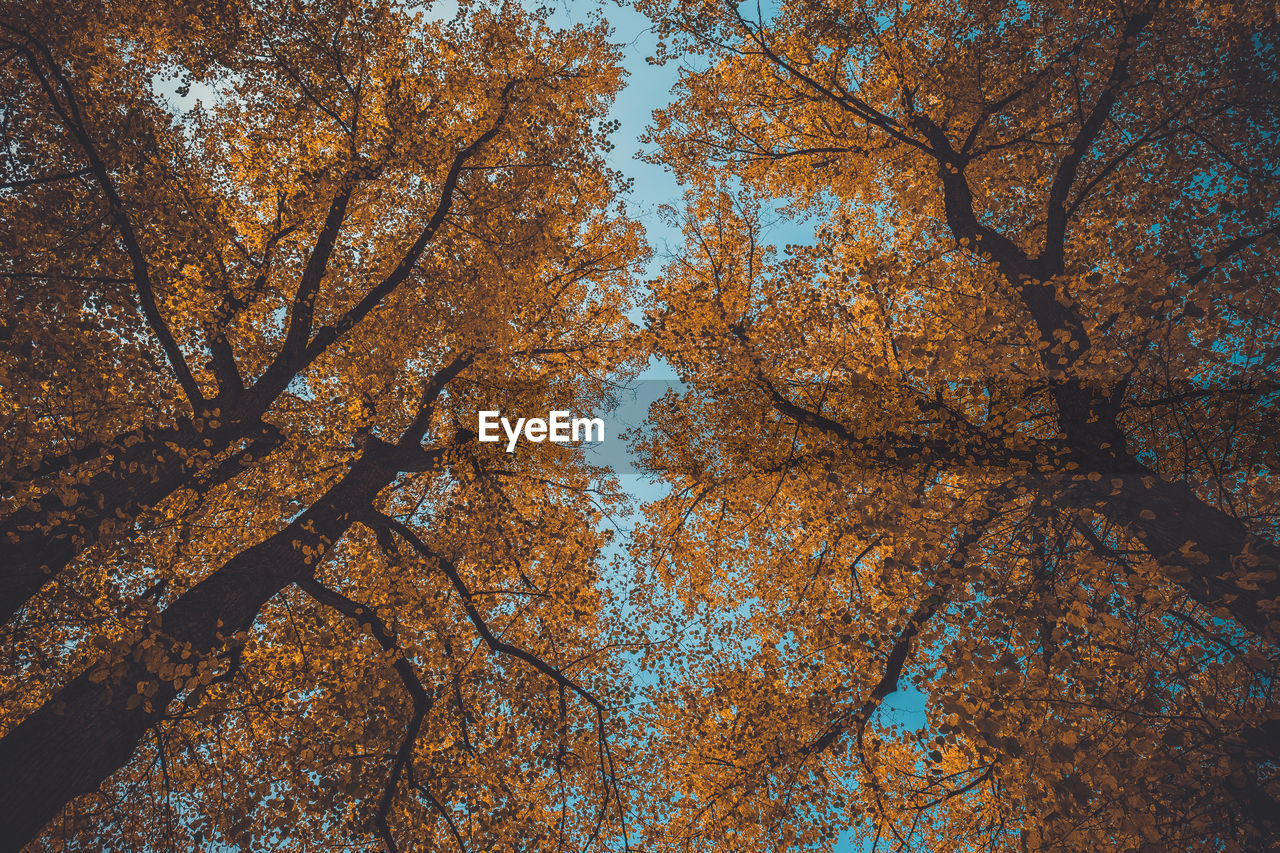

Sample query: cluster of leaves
[627,0,1280,850]
[1,0,647,849]
[2,0,1279,850]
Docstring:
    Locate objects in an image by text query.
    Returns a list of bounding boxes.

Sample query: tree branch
[296,576,433,853]
[364,509,630,849]
[1043,5,1158,267]
[6,25,205,410]
[802,489,1010,757]
[304,80,521,360]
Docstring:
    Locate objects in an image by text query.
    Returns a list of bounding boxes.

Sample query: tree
[0,0,644,848]
[629,0,1280,848]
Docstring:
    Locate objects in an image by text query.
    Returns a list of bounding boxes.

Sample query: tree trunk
[0,419,278,625]
[0,447,395,851]
[1071,466,1280,644]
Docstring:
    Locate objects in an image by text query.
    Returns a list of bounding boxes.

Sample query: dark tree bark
[0,435,448,851]
[0,419,280,624]
[0,350,470,849]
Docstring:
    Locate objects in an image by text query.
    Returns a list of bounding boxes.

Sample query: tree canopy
[631,0,1280,849]
[2,0,643,848]
[1,0,1277,850]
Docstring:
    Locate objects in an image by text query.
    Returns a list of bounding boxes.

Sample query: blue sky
[549,6,929,848]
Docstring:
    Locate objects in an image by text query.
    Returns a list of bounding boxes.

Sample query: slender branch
[802,486,1013,758]
[408,768,470,853]
[297,576,434,853]
[280,188,354,362]
[6,24,205,410]
[304,80,521,359]
[365,509,630,851]
[1183,224,1280,289]
[1043,5,1158,266]
[366,510,606,712]
[0,166,92,190]
[724,318,1044,470]
[725,5,933,157]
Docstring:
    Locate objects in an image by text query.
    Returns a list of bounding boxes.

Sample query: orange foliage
[2,0,1278,850]
[1,0,644,849]
[629,0,1280,849]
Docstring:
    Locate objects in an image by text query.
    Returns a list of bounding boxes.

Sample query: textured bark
[0,420,279,624]
[0,445,399,851]
[1073,468,1280,643]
